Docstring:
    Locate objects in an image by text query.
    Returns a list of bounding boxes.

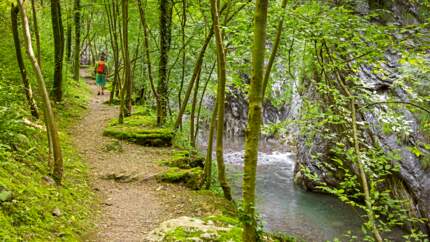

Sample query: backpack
[96,61,106,74]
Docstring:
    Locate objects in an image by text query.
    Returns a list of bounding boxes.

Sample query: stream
[223,150,365,241]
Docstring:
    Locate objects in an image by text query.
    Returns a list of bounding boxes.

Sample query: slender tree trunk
[51,0,65,102]
[190,68,201,147]
[66,16,72,61]
[123,0,132,115]
[136,0,159,107]
[11,4,39,120]
[174,1,245,129]
[202,101,217,189]
[262,0,287,97]
[73,0,81,81]
[17,0,63,184]
[242,0,269,240]
[178,0,187,112]
[119,0,132,122]
[106,0,120,103]
[210,0,232,201]
[174,32,212,129]
[30,0,42,68]
[158,0,173,126]
[194,61,216,143]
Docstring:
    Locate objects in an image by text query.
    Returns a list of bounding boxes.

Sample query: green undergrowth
[158,150,205,190]
[0,77,95,241]
[103,110,174,147]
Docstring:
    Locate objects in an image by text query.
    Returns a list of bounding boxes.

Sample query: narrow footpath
[72,69,226,241]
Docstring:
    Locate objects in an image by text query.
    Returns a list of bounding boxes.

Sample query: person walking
[94,53,108,95]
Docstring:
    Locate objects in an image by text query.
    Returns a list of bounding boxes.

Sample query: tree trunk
[51,0,65,102]
[178,0,187,113]
[202,101,217,189]
[17,0,64,184]
[123,0,132,115]
[106,0,120,103]
[66,16,72,61]
[194,61,216,144]
[73,0,81,81]
[174,32,212,129]
[30,0,42,68]
[11,4,39,120]
[242,0,269,240]
[210,0,232,201]
[136,0,159,107]
[158,0,173,126]
[119,0,132,122]
[174,1,244,129]
[189,67,201,147]
[262,0,287,97]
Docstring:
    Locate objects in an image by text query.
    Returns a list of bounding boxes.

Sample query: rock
[42,176,56,186]
[144,216,231,242]
[0,190,12,202]
[52,208,62,217]
[200,232,217,240]
[101,172,141,183]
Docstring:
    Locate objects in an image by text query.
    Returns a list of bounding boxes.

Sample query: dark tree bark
[119,0,132,123]
[73,0,81,81]
[123,0,132,115]
[158,0,173,126]
[50,0,65,102]
[66,16,72,61]
[11,4,39,119]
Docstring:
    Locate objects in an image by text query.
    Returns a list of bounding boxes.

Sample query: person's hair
[100,55,105,61]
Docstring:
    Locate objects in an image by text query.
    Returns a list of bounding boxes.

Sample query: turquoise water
[224,151,365,241]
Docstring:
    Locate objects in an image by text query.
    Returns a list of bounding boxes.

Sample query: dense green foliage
[1,0,429,240]
[0,2,95,240]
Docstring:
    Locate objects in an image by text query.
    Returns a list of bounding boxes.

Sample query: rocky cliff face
[294,0,430,233]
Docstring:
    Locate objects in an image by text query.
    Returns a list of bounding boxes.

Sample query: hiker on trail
[94,54,108,95]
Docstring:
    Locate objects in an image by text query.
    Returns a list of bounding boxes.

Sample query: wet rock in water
[144,216,233,242]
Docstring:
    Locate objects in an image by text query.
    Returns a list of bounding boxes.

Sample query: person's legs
[101,75,106,95]
[96,74,101,95]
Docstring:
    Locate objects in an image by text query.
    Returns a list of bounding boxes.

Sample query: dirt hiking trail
[72,68,227,242]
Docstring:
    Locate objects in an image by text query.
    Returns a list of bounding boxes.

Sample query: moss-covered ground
[157,150,206,190]
[103,112,174,147]
[0,79,95,241]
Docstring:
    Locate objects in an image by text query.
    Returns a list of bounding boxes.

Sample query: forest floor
[73,68,230,241]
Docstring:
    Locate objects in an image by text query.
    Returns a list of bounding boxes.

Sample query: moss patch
[103,115,174,147]
[157,150,206,189]
[161,150,204,169]
[158,167,203,190]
